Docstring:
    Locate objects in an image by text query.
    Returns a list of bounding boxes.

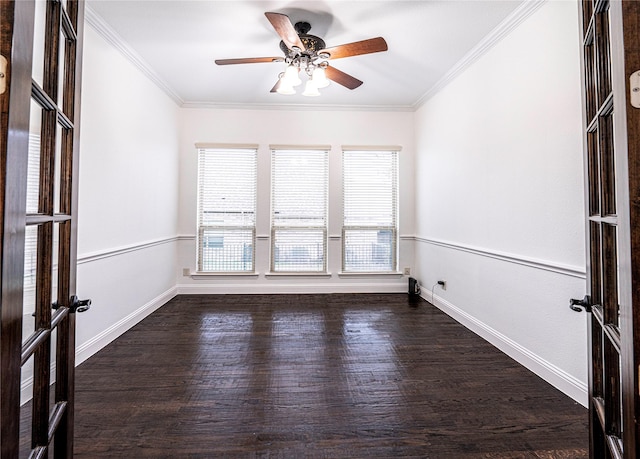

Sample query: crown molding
[84,5,184,106]
[180,100,415,112]
[412,0,547,109]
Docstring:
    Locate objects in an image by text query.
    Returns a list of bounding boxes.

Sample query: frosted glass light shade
[283,65,302,87]
[312,67,330,88]
[302,80,320,97]
[277,79,296,95]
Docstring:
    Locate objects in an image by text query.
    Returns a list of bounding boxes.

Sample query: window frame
[342,148,399,273]
[196,145,258,273]
[270,147,329,273]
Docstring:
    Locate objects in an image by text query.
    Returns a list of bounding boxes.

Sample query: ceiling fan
[215,12,388,96]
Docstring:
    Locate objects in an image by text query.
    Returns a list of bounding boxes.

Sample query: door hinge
[0,55,6,95]
[631,70,640,108]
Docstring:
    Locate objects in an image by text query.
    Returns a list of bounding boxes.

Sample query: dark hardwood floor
[21,294,588,458]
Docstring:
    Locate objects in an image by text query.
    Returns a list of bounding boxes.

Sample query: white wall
[74,25,180,363]
[176,108,415,293]
[413,1,588,404]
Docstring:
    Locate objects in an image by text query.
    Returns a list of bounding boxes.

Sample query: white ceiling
[85,0,526,110]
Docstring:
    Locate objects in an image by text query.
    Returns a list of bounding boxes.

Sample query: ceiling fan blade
[265,12,306,51]
[215,57,283,65]
[321,37,388,60]
[325,65,363,90]
[270,79,281,93]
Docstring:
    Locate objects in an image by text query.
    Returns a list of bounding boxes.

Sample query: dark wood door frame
[578,0,640,457]
[1,0,85,456]
[1,1,36,455]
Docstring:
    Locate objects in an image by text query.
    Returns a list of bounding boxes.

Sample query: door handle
[70,295,91,313]
[569,295,591,313]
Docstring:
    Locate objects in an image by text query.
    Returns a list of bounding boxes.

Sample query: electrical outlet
[182,268,190,277]
[438,280,447,290]
[403,267,411,276]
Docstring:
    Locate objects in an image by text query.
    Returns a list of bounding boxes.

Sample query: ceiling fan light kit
[214,12,388,97]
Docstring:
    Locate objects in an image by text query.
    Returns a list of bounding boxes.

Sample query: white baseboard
[21,286,178,405]
[75,286,178,365]
[176,282,407,295]
[422,290,588,407]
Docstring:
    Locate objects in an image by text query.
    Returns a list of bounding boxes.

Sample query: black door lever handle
[70,295,91,313]
[570,295,592,313]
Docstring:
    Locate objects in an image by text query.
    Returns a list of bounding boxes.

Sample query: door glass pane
[48,326,58,410]
[584,37,596,123]
[582,1,593,34]
[618,352,623,441]
[602,223,619,328]
[592,322,603,398]
[590,221,602,306]
[19,355,35,459]
[616,225,621,327]
[27,100,43,214]
[600,113,615,216]
[604,339,621,437]
[52,222,59,306]
[53,123,63,214]
[31,0,47,88]
[587,130,599,216]
[23,225,38,344]
[57,28,67,109]
[595,7,612,105]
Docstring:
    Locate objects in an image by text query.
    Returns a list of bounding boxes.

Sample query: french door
[0,0,86,457]
[577,0,640,457]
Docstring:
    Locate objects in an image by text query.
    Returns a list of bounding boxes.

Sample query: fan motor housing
[279,22,326,56]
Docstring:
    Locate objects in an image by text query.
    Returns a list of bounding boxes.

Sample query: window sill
[338,271,404,278]
[265,272,332,278]
[190,272,259,280]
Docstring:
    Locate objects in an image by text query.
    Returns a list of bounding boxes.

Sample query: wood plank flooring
[21,294,588,458]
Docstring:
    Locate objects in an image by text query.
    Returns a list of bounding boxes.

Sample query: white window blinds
[197,147,257,272]
[343,150,398,272]
[24,134,41,314]
[271,149,328,272]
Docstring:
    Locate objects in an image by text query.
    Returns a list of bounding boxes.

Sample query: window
[343,149,398,272]
[271,148,328,272]
[197,146,257,272]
